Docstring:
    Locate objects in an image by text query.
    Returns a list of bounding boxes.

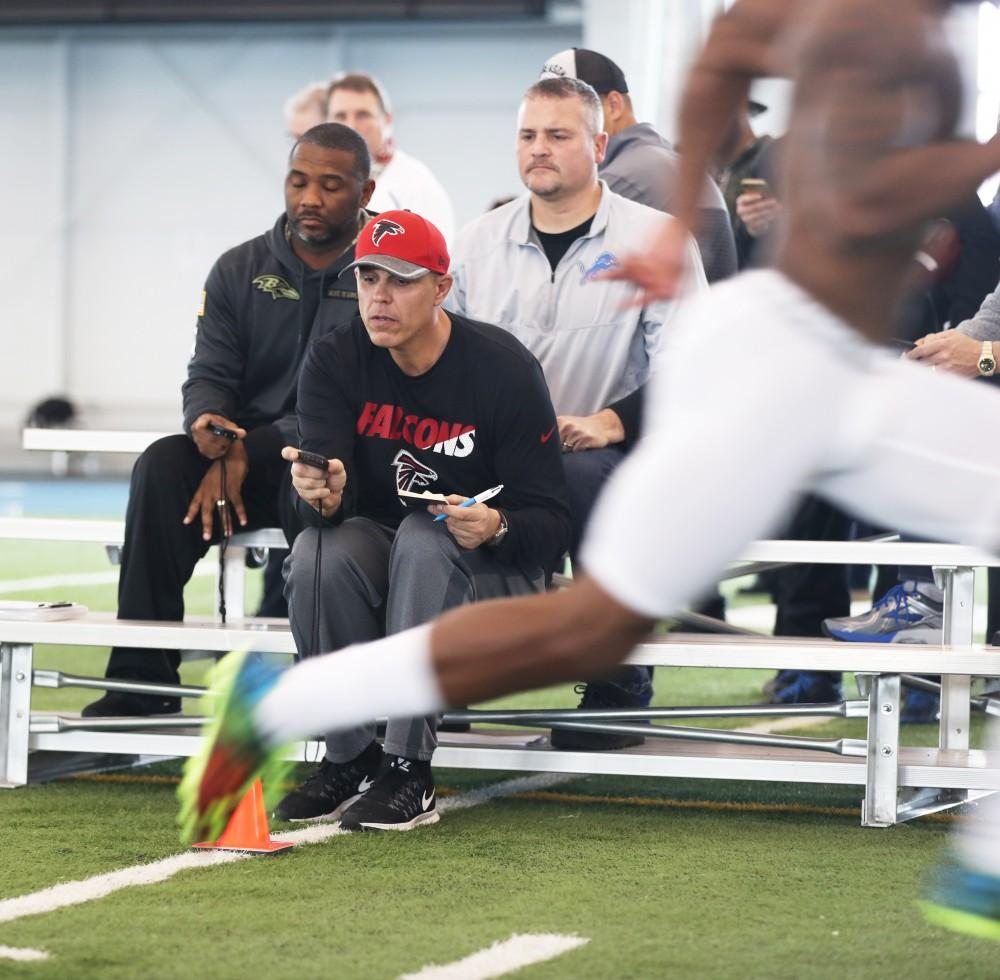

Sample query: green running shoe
[920,860,1000,942]
[178,650,290,846]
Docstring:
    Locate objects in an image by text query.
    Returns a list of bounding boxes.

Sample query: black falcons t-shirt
[295,312,571,571]
[532,215,595,271]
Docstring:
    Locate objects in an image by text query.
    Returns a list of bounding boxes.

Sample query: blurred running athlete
[182,0,1000,935]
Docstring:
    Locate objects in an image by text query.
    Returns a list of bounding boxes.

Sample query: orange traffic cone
[193,779,294,854]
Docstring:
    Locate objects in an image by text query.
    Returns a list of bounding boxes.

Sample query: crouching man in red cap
[275,210,570,831]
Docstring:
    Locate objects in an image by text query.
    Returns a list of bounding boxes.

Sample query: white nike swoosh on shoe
[421,790,435,811]
[358,776,374,793]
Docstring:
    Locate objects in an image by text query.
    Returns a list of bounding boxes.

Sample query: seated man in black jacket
[276,210,570,831]
[84,123,374,717]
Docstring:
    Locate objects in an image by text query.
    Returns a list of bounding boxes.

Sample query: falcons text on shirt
[356,401,477,458]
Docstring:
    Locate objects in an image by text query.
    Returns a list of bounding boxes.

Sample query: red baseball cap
[343,210,450,281]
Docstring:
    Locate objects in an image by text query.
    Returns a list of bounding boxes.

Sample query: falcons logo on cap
[371,219,405,247]
[392,450,438,497]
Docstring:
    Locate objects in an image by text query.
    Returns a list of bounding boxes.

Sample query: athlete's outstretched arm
[672,0,791,234]
[251,578,653,747]
[607,0,793,300]
[432,577,654,705]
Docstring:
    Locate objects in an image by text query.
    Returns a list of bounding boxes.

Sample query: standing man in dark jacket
[84,123,374,717]
[540,47,736,283]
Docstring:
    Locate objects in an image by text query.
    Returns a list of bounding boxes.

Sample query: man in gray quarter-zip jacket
[447,76,707,748]
[908,273,1000,378]
[83,123,375,718]
[540,46,737,284]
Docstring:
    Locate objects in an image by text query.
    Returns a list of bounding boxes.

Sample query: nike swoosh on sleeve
[540,425,556,444]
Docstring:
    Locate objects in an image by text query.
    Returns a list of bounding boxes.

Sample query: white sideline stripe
[0,565,215,596]
[0,849,246,925]
[0,570,120,595]
[437,771,575,812]
[399,933,589,980]
[0,945,49,962]
[0,772,575,928]
[741,715,833,735]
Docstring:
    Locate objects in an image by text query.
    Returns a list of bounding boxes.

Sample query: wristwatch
[978,341,996,377]
[487,509,509,548]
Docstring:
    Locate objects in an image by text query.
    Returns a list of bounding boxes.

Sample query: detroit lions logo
[392,449,438,498]
[371,219,405,247]
[580,251,619,283]
[252,274,300,301]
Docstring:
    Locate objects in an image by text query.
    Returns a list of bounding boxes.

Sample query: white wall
[0,17,580,434]
[4,4,990,442]
[584,0,983,144]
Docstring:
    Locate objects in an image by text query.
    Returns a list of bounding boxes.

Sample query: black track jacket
[182,211,368,471]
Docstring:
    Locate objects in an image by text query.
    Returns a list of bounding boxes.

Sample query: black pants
[773,495,851,638]
[106,435,287,684]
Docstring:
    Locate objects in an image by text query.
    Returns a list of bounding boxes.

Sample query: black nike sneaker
[272,741,383,822]
[339,755,439,832]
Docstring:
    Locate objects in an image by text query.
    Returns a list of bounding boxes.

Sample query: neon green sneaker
[178,650,291,846]
[920,860,1000,942]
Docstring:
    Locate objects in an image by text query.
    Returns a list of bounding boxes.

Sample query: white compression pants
[581,269,1000,871]
[258,269,1000,853]
[582,270,1000,613]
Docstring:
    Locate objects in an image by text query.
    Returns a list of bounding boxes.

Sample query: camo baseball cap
[342,210,450,281]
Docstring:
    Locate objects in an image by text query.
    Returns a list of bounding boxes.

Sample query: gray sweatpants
[284,510,544,761]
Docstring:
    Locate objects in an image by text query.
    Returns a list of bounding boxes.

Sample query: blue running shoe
[822,582,943,644]
[921,861,1000,942]
[769,671,843,705]
[901,687,940,725]
[762,669,800,699]
[178,650,291,846]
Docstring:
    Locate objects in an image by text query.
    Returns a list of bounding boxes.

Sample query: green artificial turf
[0,772,996,980]
[3,538,999,978]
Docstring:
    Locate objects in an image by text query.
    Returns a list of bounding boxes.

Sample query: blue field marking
[0,480,129,518]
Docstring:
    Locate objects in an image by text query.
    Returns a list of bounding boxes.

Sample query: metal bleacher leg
[220,544,247,621]
[0,643,32,787]
[861,672,901,827]
[935,565,974,753]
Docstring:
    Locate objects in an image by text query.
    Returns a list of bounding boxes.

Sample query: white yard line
[0,772,576,929]
[436,771,575,812]
[0,565,214,596]
[0,945,49,962]
[399,933,589,980]
[0,848,246,926]
[741,715,835,735]
[0,570,121,595]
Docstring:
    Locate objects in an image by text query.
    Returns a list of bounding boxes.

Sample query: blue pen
[433,484,504,521]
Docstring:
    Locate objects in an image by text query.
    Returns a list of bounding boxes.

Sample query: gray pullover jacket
[601,122,737,284]
[447,183,707,418]
[957,277,1000,341]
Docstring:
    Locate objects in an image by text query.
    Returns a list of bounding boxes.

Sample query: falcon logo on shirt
[252,274,301,301]
[371,219,405,247]
[392,450,439,495]
[580,251,618,283]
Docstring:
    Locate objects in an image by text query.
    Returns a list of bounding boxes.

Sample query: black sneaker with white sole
[272,741,383,823]
[339,755,439,832]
